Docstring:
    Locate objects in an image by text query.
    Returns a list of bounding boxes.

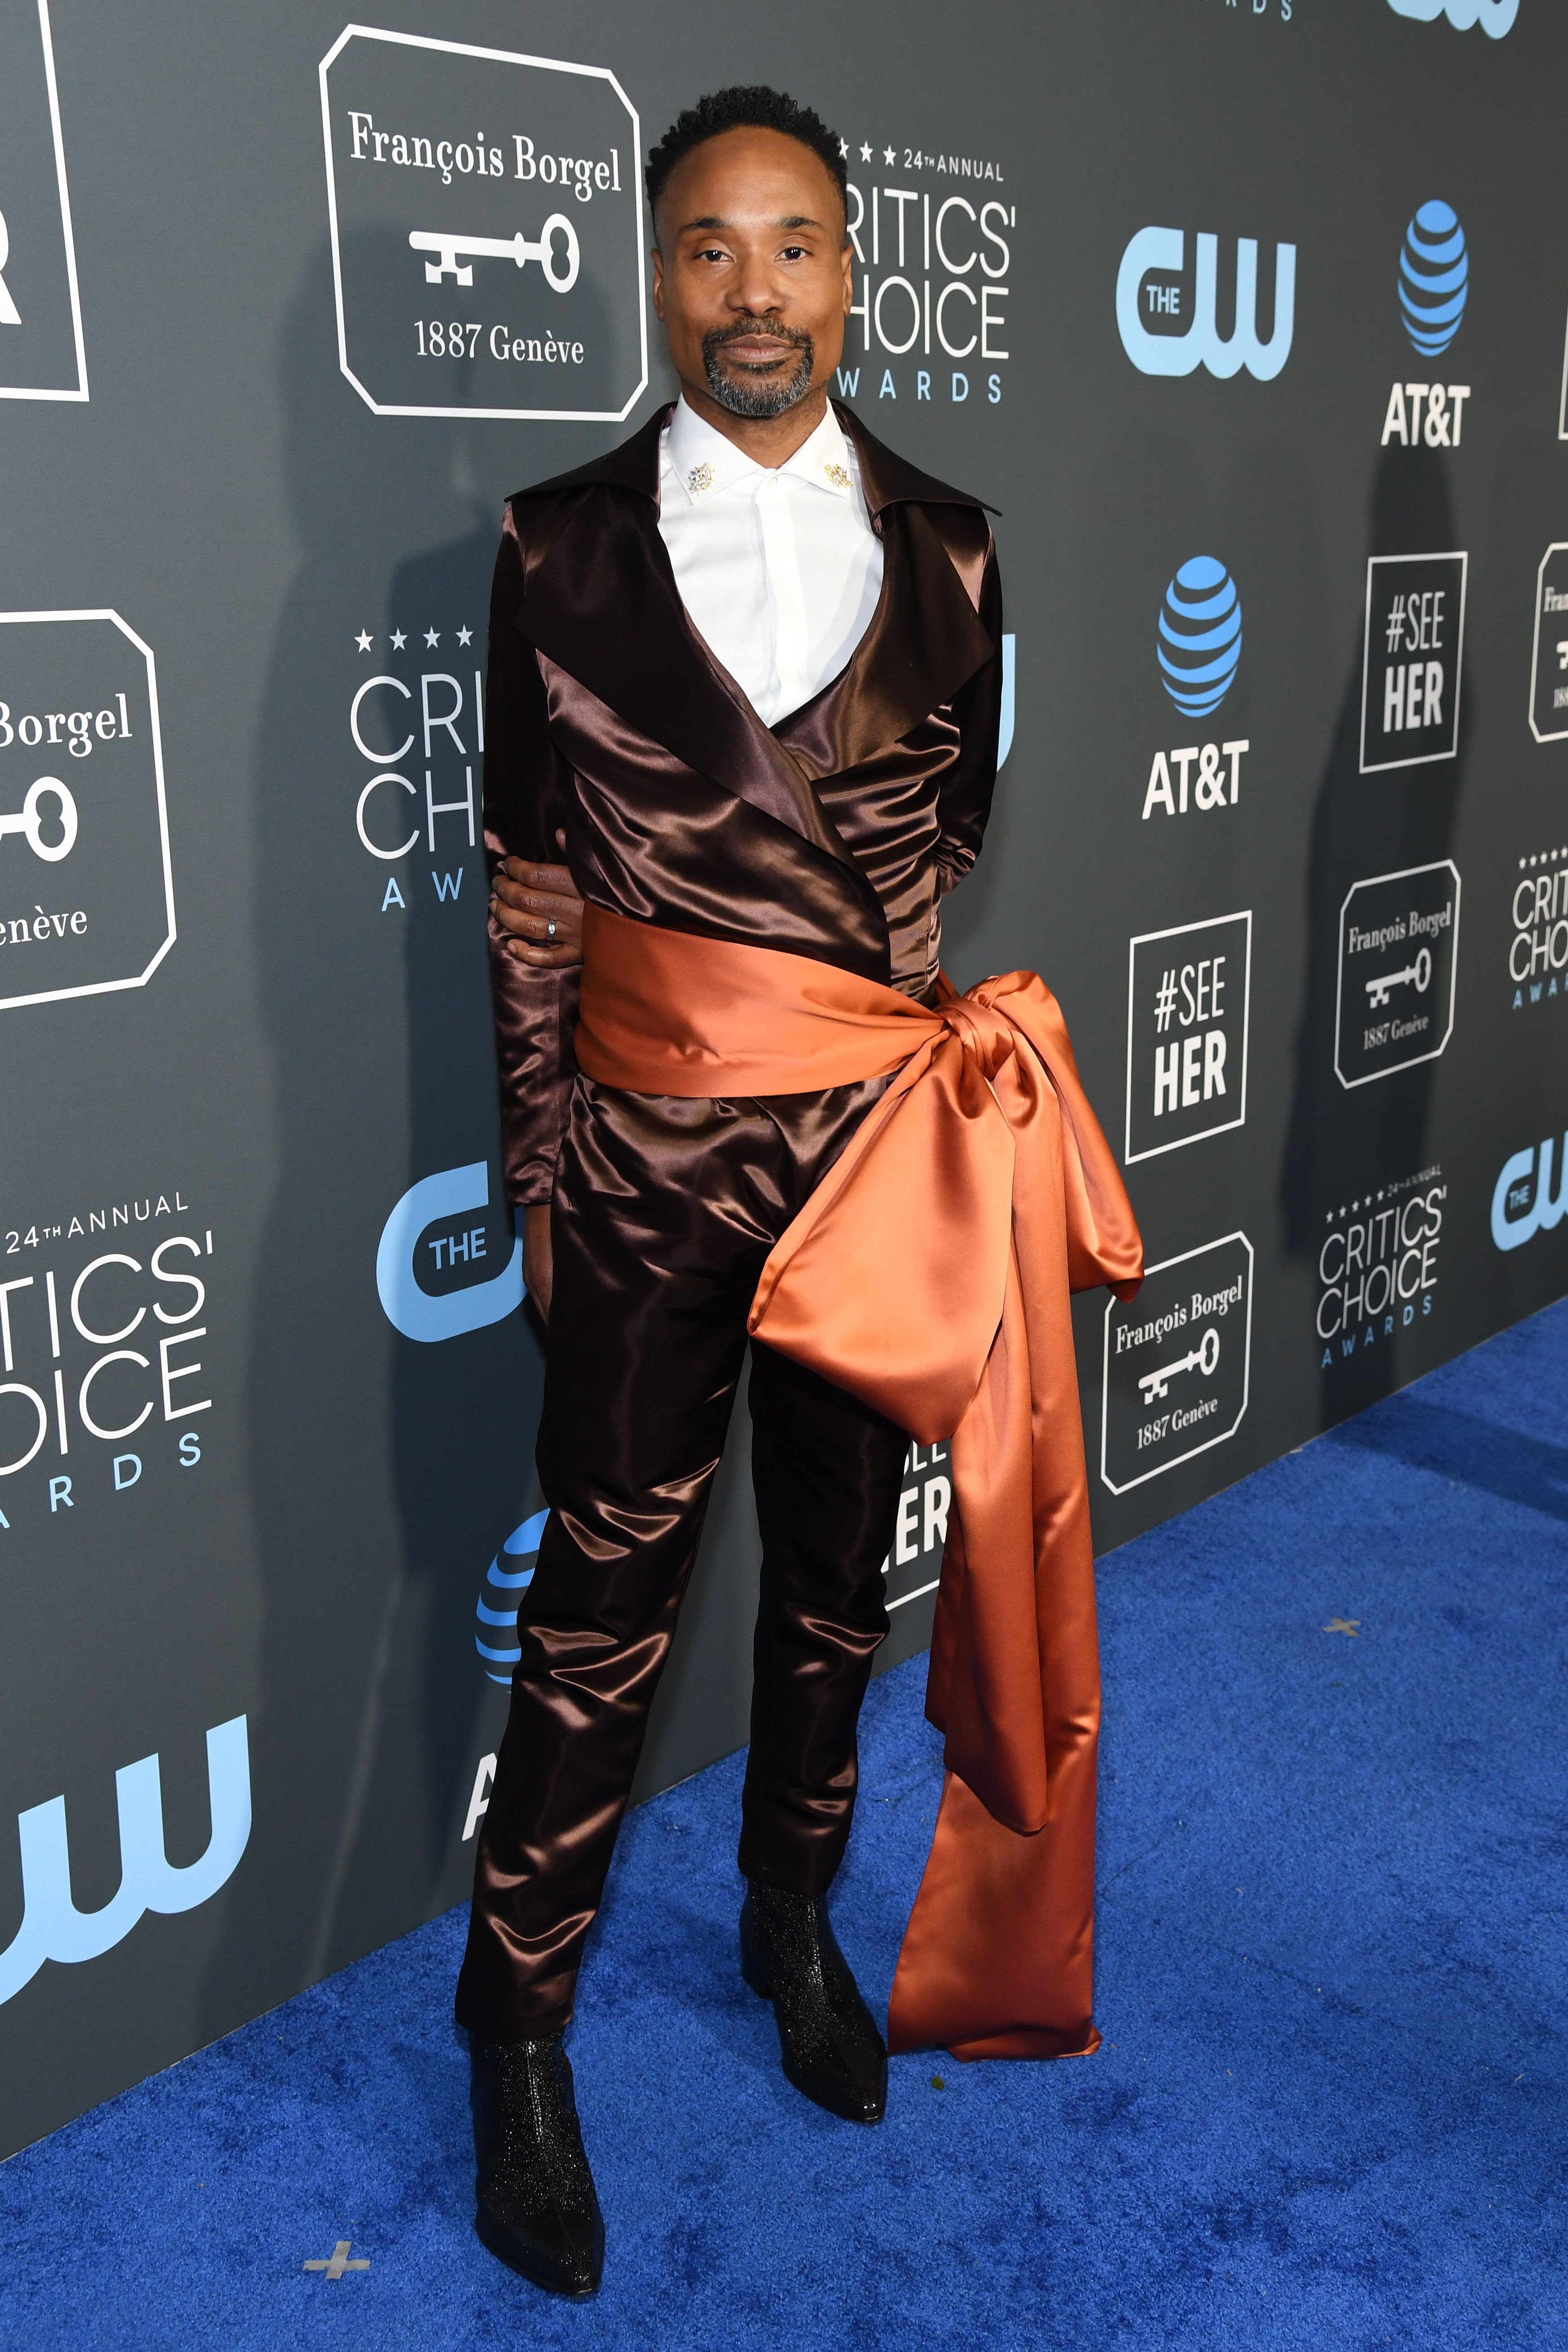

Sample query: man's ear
[840,239,854,312]
[651,243,665,320]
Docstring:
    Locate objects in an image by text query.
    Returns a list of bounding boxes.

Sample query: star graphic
[1322,1618,1361,1636]
[883,146,895,165]
[837,137,849,159]
[860,141,872,162]
[389,628,406,650]
[457,624,473,646]
[355,630,373,653]
[424,627,440,648]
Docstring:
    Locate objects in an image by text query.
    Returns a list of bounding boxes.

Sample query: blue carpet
[3,1306,1566,2350]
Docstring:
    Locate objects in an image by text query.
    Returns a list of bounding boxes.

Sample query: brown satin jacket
[482,399,1004,1204]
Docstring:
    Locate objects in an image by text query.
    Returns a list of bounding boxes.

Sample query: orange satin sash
[575,903,1143,2060]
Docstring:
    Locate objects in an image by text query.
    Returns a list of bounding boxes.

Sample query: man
[460,86,1004,2298]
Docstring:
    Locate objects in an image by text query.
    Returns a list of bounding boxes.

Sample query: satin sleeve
[935,532,1003,898]
[483,504,582,1207]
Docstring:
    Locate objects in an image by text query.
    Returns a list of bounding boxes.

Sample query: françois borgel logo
[1141,556,1249,824]
[0,0,87,403]
[1335,860,1460,1088]
[319,26,646,423]
[1101,1234,1252,1495]
[1387,0,1516,32]
[1116,227,1294,381]
[1360,552,1467,774]
[0,611,173,1012]
[1530,546,1568,744]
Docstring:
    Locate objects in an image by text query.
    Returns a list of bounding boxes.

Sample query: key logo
[1125,910,1251,1163]
[1360,553,1467,774]
[1387,0,1517,31]
[1116,227,1295,381]
[0,0,87,402]
[1158,558,1242,718]
[0,610,174,1012]
[1529,546,1568,744]
[1101,1234,1253,1494]
[1335,861,1460,1088]
[319,25,647,421]
[1398,201,1467,357]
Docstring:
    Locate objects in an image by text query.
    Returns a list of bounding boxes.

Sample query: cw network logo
[1387,0,1516,33]
[376,1163,523,1342]
[1117,227,1294,381]
[1492,1131,1568,1252]
[0,1718,250,2004]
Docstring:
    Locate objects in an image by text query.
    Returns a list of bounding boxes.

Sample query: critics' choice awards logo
[1509,845,1568,1008]
[1380,203,1470,451]
[830,161,1012,409]
[0,1202,212,1521]
[1335,862,1460,1088]
[1359,553,1467,774]
[1387,0,1516,31]
[1317,1176,1444,1359]
[1529,546,1568,743]
[1124,911,1251,1164]
[1142,555,1249,823]
[319,26,646,422]
[1101,1234,1252,1495]
[0,612,173,1012]
[1116,227,1294,381]
[0,0,86,402]
[349,622,486,911]
[0,1718,249,2005]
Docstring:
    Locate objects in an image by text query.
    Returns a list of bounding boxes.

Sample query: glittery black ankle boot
[739,1883,888,2124]
[470,2031,604,2298]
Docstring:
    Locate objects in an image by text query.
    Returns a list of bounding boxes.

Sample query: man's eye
[695,247,728,263]
[780,246,806,262]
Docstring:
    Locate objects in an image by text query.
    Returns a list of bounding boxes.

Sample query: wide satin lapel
[514,420,873,889]
[775,406,998,782]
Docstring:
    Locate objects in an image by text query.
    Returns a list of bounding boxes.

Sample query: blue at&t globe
[1157,557,1243,719]
[1399,200,1468,357]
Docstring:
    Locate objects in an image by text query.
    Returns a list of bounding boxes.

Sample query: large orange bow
[576,906,1142,2059]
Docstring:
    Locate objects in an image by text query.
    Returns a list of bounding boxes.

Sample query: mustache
[702,314,815,368]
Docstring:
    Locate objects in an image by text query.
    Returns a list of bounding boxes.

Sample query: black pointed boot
[740,1883,888,2124]
[470,2031,605,2298]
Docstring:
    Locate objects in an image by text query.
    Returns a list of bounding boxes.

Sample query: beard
[702,315,815,418]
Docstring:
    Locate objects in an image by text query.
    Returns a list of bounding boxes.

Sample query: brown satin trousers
[454,1072,909,2041]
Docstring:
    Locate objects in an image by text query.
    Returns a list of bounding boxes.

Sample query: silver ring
[546,918,557,940]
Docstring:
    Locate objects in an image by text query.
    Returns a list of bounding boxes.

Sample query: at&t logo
[1116,228,1294,381]
[474,1508,545,1684]
[1142,554,1248,823]
[1381,203,1470,450]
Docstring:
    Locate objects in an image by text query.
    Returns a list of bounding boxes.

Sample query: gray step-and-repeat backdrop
[0,0,1559,2154]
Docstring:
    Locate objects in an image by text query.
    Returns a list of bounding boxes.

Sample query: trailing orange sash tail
[575,904,1142,2059]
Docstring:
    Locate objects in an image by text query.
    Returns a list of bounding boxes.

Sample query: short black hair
[645,86,848,236]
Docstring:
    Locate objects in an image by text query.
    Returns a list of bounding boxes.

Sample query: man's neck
[674,379,832,471]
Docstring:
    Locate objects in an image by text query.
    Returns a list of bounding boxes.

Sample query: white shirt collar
[664,396,857,507]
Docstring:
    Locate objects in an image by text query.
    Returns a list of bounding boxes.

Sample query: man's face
[651,127,852,421]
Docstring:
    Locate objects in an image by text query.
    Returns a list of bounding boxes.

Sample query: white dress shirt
[657,396,885,727]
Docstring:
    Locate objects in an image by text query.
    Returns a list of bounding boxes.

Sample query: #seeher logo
[1399,202,1468,358]
[475,1507,547,1683]
[1158,558,1242,720]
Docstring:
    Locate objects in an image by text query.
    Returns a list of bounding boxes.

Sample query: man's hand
[491,829,585,968]
[523,1205,554,1326]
